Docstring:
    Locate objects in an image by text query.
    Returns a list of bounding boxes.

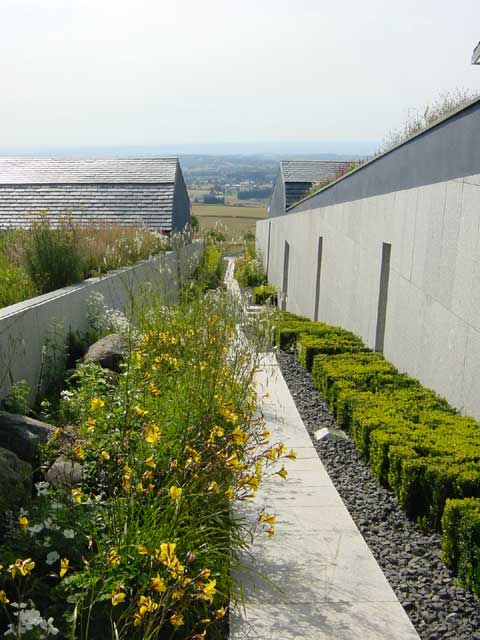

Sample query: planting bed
[277,351,480,640]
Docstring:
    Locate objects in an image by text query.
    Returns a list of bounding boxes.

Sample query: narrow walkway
[231,353,420,640]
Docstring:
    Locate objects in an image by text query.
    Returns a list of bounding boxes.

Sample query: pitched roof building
[268,160,354,218]
[0,156,191,233]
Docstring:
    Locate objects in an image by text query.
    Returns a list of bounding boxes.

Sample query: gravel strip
[277,350,480,640]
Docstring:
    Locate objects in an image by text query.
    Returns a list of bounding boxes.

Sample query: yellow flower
[137,545,150,555]
[134,595,158,626]
[208,425,224,442]
[224,486,235,500]
[18,515,29,535]
[216,607,227,620]
[231,426,248,446]
[133,405,148,417]
[266,448,278,461]
[156,542,176,563]
[276,466,288,480]
[226,453,241,468]
[123,464,132,492]
[170,612,184,627]
[208,480,219,493]
[286,449,297,460]
[259,512,276,526]
[100,450,110,461]
[144,456,156,468]
[72,444,85,461]
[60,558,69,578]
[111,591,126,606]
[169,486,182,501]
[86,418,96,432]
[8,558,35,578]
[151,574,167,593]
[71,487,83,504]
[90,398,104,411]
[202,579,216,603]
[148,383,161,396]
[143,423,162,446]
[0,590,9,604]
[107,549,121,567]
[267,527,275,537]
[247,475,260,491]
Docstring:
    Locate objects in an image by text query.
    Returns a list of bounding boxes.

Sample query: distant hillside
[0,141,377,157]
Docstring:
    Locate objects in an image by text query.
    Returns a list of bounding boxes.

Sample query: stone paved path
[230,353,420,639]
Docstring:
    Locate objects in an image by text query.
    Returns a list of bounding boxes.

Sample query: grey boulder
[45,455,83,488]
[0,411,56,463]
[84,333,128,372]
[0,447,32,513]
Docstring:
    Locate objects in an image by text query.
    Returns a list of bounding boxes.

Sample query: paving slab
[231,354,420,639]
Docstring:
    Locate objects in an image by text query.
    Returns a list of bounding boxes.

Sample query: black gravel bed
[276,351,480,640]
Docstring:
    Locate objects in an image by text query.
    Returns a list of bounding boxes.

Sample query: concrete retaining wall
[257,173,480,419]
[0,241,202,403]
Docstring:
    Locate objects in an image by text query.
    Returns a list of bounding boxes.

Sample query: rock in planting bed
[277,351,480,640]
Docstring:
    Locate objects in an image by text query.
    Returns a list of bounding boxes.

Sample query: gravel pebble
[277,350,480,640]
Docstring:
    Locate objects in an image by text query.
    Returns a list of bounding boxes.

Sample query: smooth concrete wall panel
[0,242,202,404]
[257,173,480,419]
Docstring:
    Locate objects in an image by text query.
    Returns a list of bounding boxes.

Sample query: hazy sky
[1,0,479,151]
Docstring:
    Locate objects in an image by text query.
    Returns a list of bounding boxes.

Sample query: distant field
[192,204,267,240]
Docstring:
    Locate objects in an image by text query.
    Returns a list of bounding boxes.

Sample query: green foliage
[234,246,266,287]
[442,498,480,594]
[275,320,334,351]
[253,284,277,306]
[379,88,480,153]
[2,379,32,415]
[282,311,480,592]
[0,256,37,307]
[296,332,369,370]
[0,222,168,309]
[0,290,291,638]
[190,214,199,231]
[183,245,223,300]
[22,215,85,293]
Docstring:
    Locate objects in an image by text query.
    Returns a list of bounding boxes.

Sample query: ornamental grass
[0,288,291,639]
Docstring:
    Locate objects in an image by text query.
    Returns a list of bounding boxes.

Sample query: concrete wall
[0,241,202,404]
[268,169,285,218]
[257,173,480,419]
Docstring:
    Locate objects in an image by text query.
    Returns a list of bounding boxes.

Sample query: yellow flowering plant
[0,270,291,638]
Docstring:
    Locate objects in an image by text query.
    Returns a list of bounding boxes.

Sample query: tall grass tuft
[22,215,85,293]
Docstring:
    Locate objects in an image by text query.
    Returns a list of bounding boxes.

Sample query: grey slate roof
[280,160,353,211]
[280,160,352,183]
[0,157,182,231]
[0,157,177,184]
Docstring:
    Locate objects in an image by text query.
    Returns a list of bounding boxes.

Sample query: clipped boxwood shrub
[253,284,277,306]
[442,498,480,594]
[311,352,399,416]
[296,332,369,371]
[289,312,480,591]
[275,321,347,351]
